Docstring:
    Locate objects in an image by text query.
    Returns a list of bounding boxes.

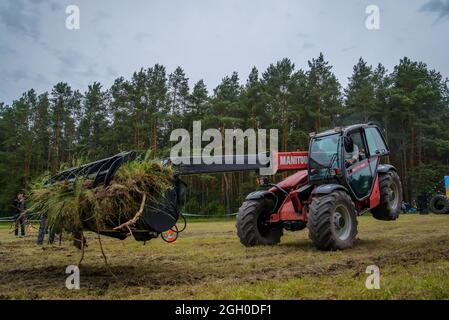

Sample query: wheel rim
[257,214,270,236]
[389,181,399,209]
[257,205,274,236]
[333,205,352,241]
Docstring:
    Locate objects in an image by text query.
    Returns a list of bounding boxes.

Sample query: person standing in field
[14,191,27,238]
[36,213,56,245]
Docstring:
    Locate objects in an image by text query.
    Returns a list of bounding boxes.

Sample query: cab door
[364,126,389,158]
[363,125,390,181]
[344,130,374,200]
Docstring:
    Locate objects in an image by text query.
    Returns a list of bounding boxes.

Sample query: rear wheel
[371,171,402,221]
[236,198,283,246]
[429,194,449,214]
[308,190,358,251]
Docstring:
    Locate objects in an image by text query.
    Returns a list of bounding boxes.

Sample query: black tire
[308,191,358,251]
[236,198,283,246]
[371,171,403,221]
[429,195,449,214]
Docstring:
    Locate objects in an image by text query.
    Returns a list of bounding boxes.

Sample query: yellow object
[445,176,449,198]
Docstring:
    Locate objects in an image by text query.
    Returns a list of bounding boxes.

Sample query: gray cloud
[91,10,111,24]
[0,0,41,39]
[10,69,29,81]
[1,68,50,84]
[35,73,51,85]
[1,0,449,106]
[44,46,86,69]
[0,45,18,56]
[106,67,118,78]
[342,46,357,53]
[302,42,315,49]
[75,63,101,79]
[135,32,151,43]
[421,0,449,20]
[98,31,112,49]
[49,1,62,13]
[295,32,308,38]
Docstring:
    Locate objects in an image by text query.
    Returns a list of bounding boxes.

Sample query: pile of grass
[28,155,174,241]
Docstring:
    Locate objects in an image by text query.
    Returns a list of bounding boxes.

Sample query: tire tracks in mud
[1,236,448,293]
[245,244,449,284]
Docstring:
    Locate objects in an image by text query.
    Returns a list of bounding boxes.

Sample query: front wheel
[308,190,358,251]
[236,198,283,246]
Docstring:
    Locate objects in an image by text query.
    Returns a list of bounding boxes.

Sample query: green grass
[0,214,449,299]
[0,222,10,229]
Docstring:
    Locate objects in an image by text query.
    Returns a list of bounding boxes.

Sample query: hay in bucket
[28,152,174,254]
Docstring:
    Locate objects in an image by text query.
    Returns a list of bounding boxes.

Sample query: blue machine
[445,176,449,198]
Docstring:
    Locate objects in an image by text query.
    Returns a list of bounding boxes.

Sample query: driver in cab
[344,136,360,167]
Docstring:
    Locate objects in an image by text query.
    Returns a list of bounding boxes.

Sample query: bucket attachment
[46,151,137,187]
[46,151,184,242]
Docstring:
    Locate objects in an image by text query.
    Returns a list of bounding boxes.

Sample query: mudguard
[312,184,349,195]
[377,164,397,173]
[245,190,277,202]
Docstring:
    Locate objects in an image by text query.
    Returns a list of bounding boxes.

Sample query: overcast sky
[0,0,448,105]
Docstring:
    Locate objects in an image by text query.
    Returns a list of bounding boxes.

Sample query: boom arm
[172,151,308,175]
[47,151,309,187]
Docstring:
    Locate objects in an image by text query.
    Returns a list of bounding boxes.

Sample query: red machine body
[237,123,401,251]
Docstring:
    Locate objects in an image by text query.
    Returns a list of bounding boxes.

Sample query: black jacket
[13,199,26,219]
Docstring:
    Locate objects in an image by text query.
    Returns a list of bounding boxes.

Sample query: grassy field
[0,214,449,300]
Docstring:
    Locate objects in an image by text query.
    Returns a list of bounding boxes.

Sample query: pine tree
[344,58,375,123]
[207,72,243,215]
[78,82,110,159]
[145,64,168,156]
[388,57,449,199]
[168,67,189,115]
[288,69,309,150]
[31,93,51,173]
[306,53,342,131]
[49,82,79,172]
[261,58,295,151]
[185,79,209,131]
[207,72,242,129]
[241,67,265,130]
[110,76,134,152]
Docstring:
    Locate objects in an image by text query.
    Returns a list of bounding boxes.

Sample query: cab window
[345,131,373,199]
[344,131,367,168]
[365,127,388,156]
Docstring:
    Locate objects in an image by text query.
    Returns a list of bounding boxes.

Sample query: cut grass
[27,156,174,238]
[0,214,448,299]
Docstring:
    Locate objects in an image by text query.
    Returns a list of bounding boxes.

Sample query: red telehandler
[47,123,402,250]
[236,123,402,250]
